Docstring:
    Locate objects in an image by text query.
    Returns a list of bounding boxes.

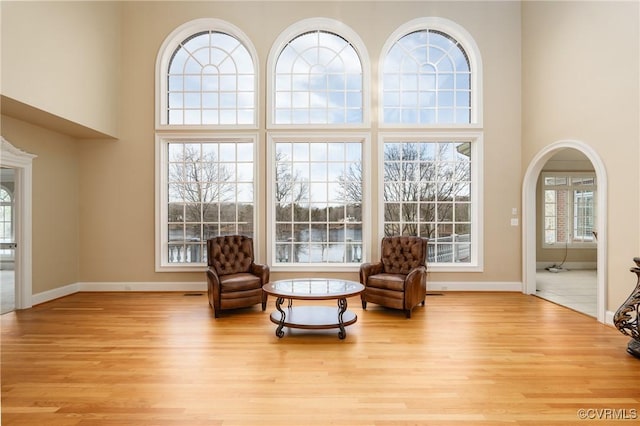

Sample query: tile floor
[1,269,15,314]
[535,268,597,317]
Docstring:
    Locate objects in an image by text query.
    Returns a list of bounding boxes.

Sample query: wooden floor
[2,291,639,425]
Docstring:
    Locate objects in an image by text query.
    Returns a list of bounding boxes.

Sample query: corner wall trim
[32,283,80,306]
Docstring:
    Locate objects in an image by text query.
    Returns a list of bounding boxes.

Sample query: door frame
[0,137,36,309]
[522,140,607,323]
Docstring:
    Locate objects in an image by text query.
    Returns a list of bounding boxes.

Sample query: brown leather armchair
[360,236,428,318]
[206,235,269,318]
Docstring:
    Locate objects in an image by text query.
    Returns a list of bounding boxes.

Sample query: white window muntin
[267,18,371,129]
[156,18,259,130]
[155,133,259,271]
[0,186,12,242]
[378,132,483,272]
[267,132,371,272]
[0,186,13,260]
[379,17,483,128]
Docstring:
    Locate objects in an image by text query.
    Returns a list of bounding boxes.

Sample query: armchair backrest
[380,236,428,275]
[207,235,254,276]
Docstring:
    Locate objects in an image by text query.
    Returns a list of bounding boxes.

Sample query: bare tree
[337,161,363,205]
[337,142,470,239]
[274,150,308,262]
[274,151,308,205]
[169,144,235,224]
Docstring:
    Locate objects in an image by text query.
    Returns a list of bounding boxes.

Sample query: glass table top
[263,278,364,299]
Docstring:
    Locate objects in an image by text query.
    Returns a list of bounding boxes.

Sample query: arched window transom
[274,30,363,125]
[383,29,471,125]
[167,31,255,125]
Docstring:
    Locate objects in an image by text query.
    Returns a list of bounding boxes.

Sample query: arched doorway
[522,140,607,323]
[0,137,36,310]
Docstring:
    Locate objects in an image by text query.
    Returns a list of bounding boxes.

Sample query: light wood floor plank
[2,291,639,425]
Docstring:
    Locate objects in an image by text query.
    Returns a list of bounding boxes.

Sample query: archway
[0,137,36,310]
[522,140,607,323]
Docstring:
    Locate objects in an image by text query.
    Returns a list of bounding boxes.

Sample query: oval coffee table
[263,278,364,339]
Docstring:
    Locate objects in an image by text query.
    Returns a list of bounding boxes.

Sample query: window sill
[270,264,362,273]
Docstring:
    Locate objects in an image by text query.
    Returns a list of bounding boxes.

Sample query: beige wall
[1,115,81,294]
[73,1,523,285]
[1,1,121,138]
[17,1,640,303]
[3,1,637,314]
[522,1,640,310]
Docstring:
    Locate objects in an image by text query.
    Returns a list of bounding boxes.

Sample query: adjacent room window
[542,173,597,247]
[0,187,12,241]
[380,18,482,270]
[0,187,12,260]
[269,136,365,268]
[156,19,258,270]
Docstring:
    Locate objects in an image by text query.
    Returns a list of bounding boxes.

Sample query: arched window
[273,31,362,124]
[266,19,371,271]
[155,19,259,271]
[0,187,13,242]
[379,18,483,271]
[156,18,258,128]
[383,29,471,124]
[268,18,369,127]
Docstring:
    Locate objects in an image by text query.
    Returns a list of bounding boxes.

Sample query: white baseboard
[536,261,596,270]
[32,283,80,306]
[33,281,519,305]
[77,281,207,292]
[32,282,207,305]
[605,310,616,326]
[427,281,522,292]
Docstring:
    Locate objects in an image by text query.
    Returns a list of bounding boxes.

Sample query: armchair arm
[359,261,383,285]
[403,265,427,308]
[250,262,270,285]
[206,267,220,287]
[206,267,221,311]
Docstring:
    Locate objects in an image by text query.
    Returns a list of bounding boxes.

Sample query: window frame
[377,18,483,271]
[378,131,483,272]
[155,18,259,131]
[266,17,371,130]
[156,18,261,272]
[541,172,597,250]
[379,17,483,129]
[155,133,259,272]
[266,132,371,272]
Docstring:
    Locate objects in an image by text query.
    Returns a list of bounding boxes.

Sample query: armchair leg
[421,300,425,306]
[261,301,267,311]
[361,299,367,310]
[405,309,412,319]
